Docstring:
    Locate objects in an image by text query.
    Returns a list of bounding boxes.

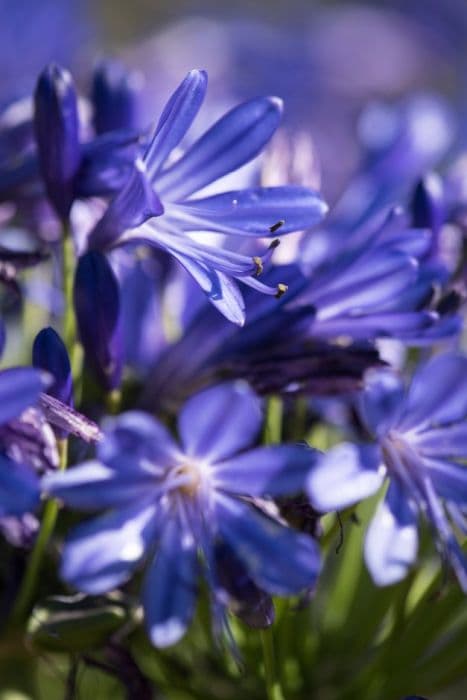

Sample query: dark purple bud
[34,64,80,220]
[74,251,122,391]
[411,172,445,236]
[92,60,143,135]
[32,326,73,436]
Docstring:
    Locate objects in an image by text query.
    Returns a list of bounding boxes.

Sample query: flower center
[173,462,203,497]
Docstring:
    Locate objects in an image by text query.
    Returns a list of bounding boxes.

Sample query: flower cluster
[0,36,466,700]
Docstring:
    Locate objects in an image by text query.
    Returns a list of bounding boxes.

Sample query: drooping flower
[307,353,467,590]
[43,382,321,647]
[87,69,328,323]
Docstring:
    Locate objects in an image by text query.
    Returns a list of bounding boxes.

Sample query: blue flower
[307,353,467,590]
[43,382,321,647]
[0,367,50,518]
[88,69,328,323]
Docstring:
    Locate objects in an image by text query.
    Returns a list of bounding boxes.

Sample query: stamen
[275,283,288,299]
[269,219,285,233]
[252,256,263,276]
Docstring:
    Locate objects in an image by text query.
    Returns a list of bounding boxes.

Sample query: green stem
[62,222,79,377]
[9,440,68,626]
[261,629,285,700]
[263,396,283,445]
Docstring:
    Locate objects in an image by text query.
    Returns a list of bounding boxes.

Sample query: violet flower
[88,69,328,323]
[307,353,467,590]
[0,367,50,519]
[43,382,321,647]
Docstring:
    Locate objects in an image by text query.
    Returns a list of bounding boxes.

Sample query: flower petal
[364,480,418,586]
[178,381,262,462]
[98,411,181,472]
[307,442,385,512]
[423,458,467,505]
[0,455,40,516]
[359,368,405,438]
[172,186,328,236]
[400,353,467,430]
[145,69,208,178]
[157,96,282,200]
[0,367,50,426]
[143,517,198,648]
[412,424,467,458]
[60,501,159,594]
[43,460,159,511]
[88,163,164,250]
[215,495,320,596]
[214,445,318,497]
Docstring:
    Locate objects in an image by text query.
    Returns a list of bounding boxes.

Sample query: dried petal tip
[34,64,80,220]
[275,283,288,299]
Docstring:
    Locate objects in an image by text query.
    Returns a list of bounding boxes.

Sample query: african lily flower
[307,353,467,590]
[87,69,328,324]
[43,382,321,647]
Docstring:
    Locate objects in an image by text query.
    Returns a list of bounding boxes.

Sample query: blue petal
[172,186,328,236]
[0,454,40,516]
[215,495,320,595]
[169,250,246,324]
[99,411,181,471]
[359,368,405,438]
[412,424,467,459]
[60,501,160,594]
[0,367,50,426]
[312,311,437,341]
[307,443,385,512]
[423,458,467,505]
[213,445,318,497]
[43,460,160,511]
[143,517,198,647]
[178,381,262,462]
[400,353,467,430]
[145,69,208,178]
[364,480,418,586]
[157,96,282,200]
[88,164,164,250]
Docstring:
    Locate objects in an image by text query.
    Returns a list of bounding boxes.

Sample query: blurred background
[3,0,467,206]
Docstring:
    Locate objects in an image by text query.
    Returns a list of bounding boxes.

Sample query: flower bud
[34,64,80,220]
[74,251,122,390]
[27,594,127,652]
[33,327,73,407]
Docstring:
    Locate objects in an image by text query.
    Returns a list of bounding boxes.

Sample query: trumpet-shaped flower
[88,69,328,324]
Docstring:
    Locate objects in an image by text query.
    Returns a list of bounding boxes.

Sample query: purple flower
[88,69,328,324]
[43,382,321,647]
[307,353,467,590]
[0,367,50,519]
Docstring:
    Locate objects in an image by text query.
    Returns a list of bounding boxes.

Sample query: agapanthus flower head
[43,382,321,647]
[307,353,467,590]
[88,69,328,324]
